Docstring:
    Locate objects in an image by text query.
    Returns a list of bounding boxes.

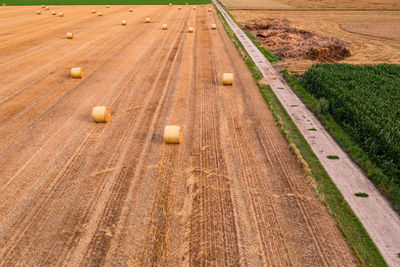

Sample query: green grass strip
[355,192,369,198]
[327,155,340,160]
[216,5,386,266]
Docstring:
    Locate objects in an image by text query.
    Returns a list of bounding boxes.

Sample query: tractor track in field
[187,8,240,266]
[0,6,169,154]
[0,5,359,266]
[209,7,356,266]
[0,6,130,57]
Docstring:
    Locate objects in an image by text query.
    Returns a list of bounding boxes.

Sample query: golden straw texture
[92,106,111,123]
[164,126,182,144]
[71,67,83,78]
[222,73,234,85]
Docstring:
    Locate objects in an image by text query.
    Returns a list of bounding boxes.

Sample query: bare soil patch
[282,0,400,9]
[341,23,400,41]
[244,17,351,61]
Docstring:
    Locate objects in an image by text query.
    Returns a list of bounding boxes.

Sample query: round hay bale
[71,67,83,78]
[169,3,172,6]
[222,73,233,85]
[208,8,212,12]
[36,10,41,15]
[92,106,111,123]
[185,2,188,5]
[178,6,181,10]
[121,20,127,25]
[66,32,73,39]
[129,8,133,12]
[188,27,194,33]
[45,6,49,10]
[145,17,150,23]
[193,6,196,10]
[164,126,182,144]
[98,11,103,16]
[162,24,167,30]
[42,4,45,8]
[211,23,216,30]
[52,10,56,15]
[2,3,6,6]
[58,12,64,17]
[91,9,96,14]
[106,5,110,8]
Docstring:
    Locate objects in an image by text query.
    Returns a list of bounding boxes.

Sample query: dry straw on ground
[71,67,83,78]
[92,106,111,123]
[222,73,233,85]
[164,126,182,144]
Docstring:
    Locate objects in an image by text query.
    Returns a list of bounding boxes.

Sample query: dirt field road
[0,5,358,265]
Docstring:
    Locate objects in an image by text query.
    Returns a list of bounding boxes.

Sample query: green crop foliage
[302,63,400,204]
[327,155,340,159]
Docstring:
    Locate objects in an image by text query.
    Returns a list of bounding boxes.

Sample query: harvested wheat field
[0,5,359,265]
[232,10,400,73]
[221,0,400,9]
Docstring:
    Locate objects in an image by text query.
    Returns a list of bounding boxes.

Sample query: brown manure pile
[244,17,351,62]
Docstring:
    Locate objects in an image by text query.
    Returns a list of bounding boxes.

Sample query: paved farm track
[0,5,358,266]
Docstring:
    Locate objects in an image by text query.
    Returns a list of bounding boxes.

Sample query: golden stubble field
[0,4,358,266]
[232,9,400,73]
[221,0,400,9]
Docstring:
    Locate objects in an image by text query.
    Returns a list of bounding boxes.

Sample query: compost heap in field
[244,18,351,62]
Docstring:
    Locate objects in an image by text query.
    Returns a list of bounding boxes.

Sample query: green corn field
[302,63,400,190]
